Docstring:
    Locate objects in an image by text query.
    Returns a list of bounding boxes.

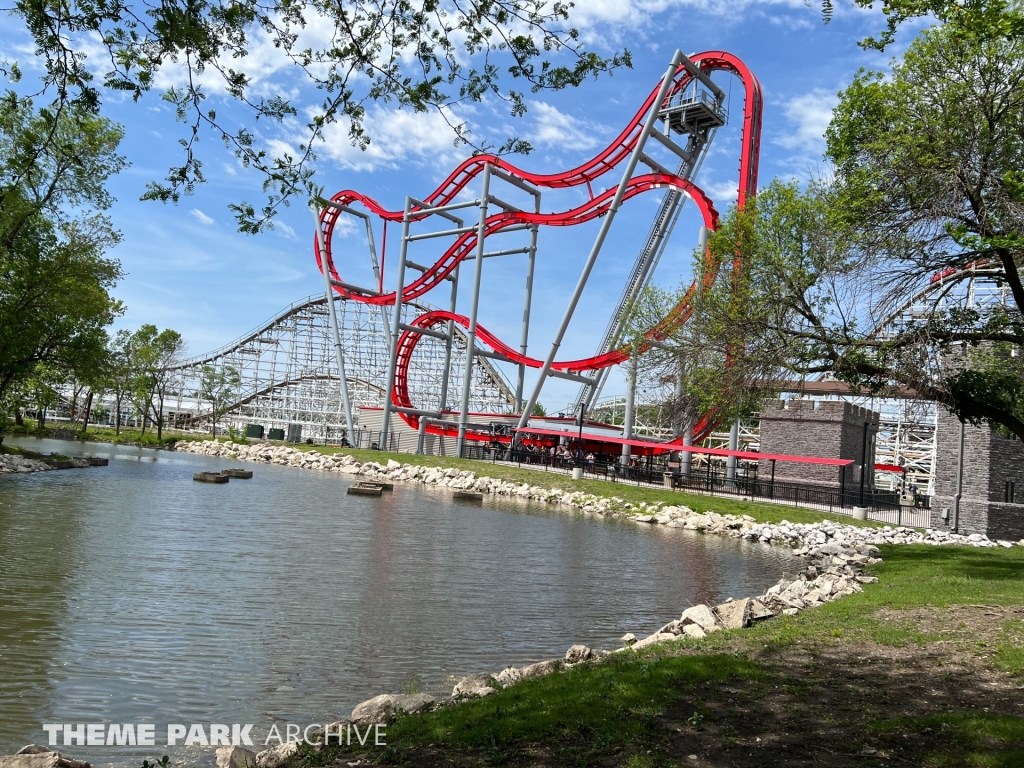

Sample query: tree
[823,18,1024,435]
[624,183,824,435]
[196,365,241,437]
[822,0,1024,50]
[9,1,630,232]
[106,330,135,436]
[127,326,186,440]
[0,97,126,407]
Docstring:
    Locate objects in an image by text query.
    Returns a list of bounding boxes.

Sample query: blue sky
[1,1,921,413]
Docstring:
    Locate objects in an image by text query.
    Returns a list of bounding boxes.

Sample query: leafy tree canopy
[0,96,126,404]
[655,13,1024,438]
[5,0,630,232]
[823,0,1024,49]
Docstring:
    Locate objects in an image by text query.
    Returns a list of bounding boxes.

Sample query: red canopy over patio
[513,426,855,467]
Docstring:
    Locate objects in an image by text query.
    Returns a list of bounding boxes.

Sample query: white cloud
[568,0,816,40]
[314,106,466,173]
[529,102,601,151]
[776,88,839,152]
[190,208,215,225]
[698,179,740,207]
[276,222,297,240]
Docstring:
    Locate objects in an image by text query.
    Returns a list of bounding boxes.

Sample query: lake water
[0,437,795,765]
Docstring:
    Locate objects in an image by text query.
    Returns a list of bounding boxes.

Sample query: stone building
[758,399,879,489]
[930,409,1024,540]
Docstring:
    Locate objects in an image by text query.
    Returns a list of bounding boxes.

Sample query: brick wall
[930,409,1024,539]
[757,399,879,488]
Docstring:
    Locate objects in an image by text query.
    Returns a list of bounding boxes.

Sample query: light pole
[578,401,585,464]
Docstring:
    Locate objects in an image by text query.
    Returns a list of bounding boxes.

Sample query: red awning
[513,426,855,466]
[875,463,906,473]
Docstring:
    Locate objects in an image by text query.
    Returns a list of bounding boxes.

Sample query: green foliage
[826,0,1024,51]
[823,18,1024,435]
[871,712,1024,766]
[946,368,1024,429]
[0,96,125,412]
[9,1,630,232]
[625,179,853,428]
[196,365,241,437]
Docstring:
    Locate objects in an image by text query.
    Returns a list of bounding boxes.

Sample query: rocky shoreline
[177,440,1024,551]
[172,440,1024,763]
[0,452,92,475]
[6,440,1020,768]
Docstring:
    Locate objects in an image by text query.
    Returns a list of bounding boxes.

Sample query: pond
[0,437,795,765]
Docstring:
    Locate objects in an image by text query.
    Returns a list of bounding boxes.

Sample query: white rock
[632,632,677,650]
[452,673,497,698]
[255,742,301,768]
[682,624,706,639]
[680,604,720,632]
[350,693,436,724]
[217,746,257,768]
[518,659,563,680]
[565,644,593,664]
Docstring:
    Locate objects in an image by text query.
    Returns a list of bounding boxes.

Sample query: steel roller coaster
[316,49,763,454]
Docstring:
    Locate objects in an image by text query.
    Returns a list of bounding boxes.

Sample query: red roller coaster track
[317,51,763,444]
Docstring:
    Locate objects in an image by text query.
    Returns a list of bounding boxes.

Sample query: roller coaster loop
[316,50,763,444]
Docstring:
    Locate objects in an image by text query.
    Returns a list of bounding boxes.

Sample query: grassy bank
[307,544,1024,767]
[1,420,205,448]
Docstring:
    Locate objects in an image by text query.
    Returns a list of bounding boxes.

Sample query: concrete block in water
[347,485,382,497]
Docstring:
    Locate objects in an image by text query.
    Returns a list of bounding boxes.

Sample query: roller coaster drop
[316,49,763,455]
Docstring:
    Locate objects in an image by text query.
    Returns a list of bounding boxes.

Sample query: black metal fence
[459,444,931,529]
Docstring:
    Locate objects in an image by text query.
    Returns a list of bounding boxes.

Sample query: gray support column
[362,214,391,334]
[516,50,684,433]
[697,224,709,255]
[313,206,355,443]
[439,263,460,413]
[621,357,637,465]
[416,415,427,455]
[680,421,694,478]
[436,264,460,458]
[456,166,492,456]
[379,197,413,450]
[516,222,539,410]
[726,416,740,486]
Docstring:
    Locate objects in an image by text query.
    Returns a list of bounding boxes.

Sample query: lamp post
[578,402,585,463]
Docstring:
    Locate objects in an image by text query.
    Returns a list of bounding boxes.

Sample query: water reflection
[0,437,794,764]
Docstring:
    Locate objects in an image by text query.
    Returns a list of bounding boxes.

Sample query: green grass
[305,545,1024,765]
[871,713,1024,767]
[2,419,201,448]
[319,651,760,765]
[994,619,1024,680]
